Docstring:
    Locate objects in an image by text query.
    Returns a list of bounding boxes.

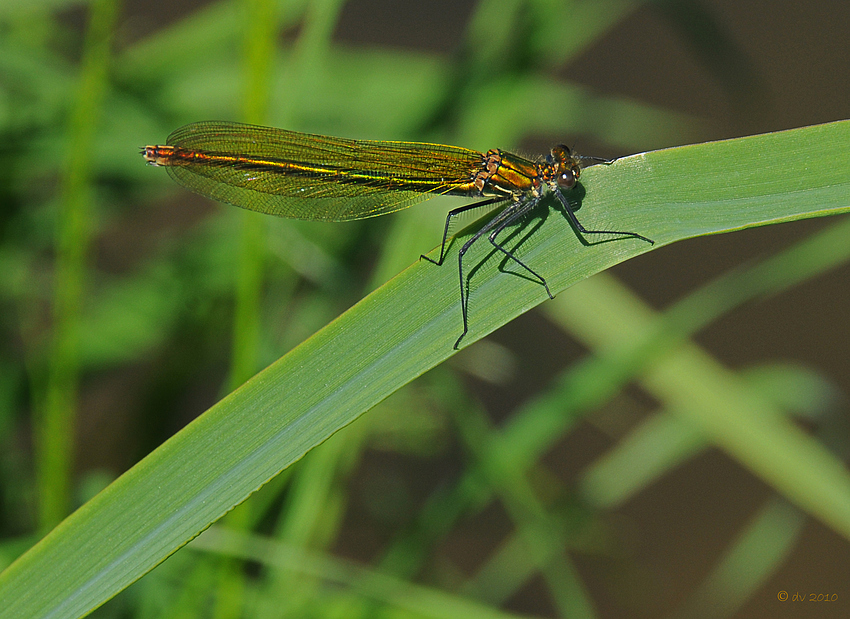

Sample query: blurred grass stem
[39,0,119,532]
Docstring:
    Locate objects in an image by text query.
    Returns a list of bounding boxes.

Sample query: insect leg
[452,204,520,349]
[552,188,654,245]
[487,195,553,298]
[420,197,504,266]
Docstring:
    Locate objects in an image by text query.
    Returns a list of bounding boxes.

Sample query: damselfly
[143,121,653,348]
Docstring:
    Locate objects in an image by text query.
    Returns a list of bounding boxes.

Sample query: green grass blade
[39,0,120,531]
[551,271,850,536]
[0,121,847,619]
[668,499,805,619]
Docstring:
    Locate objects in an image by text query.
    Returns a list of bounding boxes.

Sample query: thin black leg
[420,197,505,266]
[553,189,655,245]
[452,203,521,349]
[431,184,653,350]
[486,195,553,299]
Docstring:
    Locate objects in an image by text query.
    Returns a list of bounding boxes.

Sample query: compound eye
[557,169,576,188]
